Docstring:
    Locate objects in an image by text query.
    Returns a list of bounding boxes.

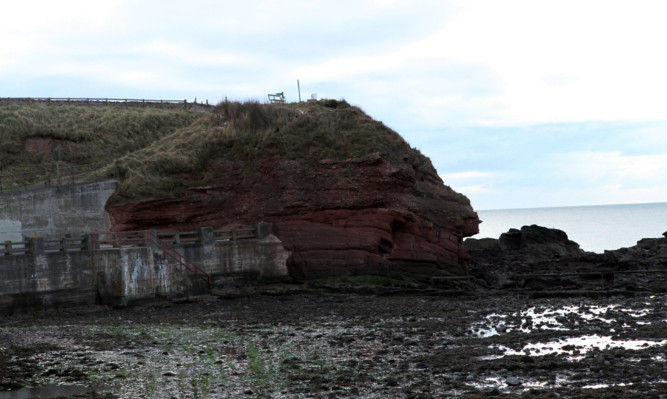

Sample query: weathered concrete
[93,248,192,306]
[182,227,289,279]
[0,228,290,311]
[0,247,95,311]
[0,180,118,242]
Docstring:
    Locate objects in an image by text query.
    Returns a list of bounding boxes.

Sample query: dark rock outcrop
[466,225,667,293]
[498,225,582,255]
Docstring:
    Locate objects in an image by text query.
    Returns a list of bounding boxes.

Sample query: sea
[475,202,667,253]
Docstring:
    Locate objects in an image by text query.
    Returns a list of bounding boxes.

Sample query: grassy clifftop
[0,100,466,207]
[0,105,200,188]
[100,99,450,204]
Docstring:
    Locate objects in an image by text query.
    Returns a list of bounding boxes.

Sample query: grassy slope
[0,105,201,188]
[0,100,469,207]
[101,99,466,205]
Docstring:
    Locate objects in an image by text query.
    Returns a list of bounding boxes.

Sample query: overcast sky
[2,0,666,210]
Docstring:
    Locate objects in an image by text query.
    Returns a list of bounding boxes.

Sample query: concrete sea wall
[0,180,119,242]
[0,239,95,311]
[0,227,290,312]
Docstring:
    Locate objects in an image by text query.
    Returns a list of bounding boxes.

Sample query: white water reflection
[492,334,667,357]
[469,300,666,361]
[470,303,656,337]
[0,384,92,399]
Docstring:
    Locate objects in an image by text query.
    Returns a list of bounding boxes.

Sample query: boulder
[499,225,581,256]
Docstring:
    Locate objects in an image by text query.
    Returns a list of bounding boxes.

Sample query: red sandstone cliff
[106,100,480,278]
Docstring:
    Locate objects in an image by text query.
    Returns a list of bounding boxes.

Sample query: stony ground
[1,288,666,398]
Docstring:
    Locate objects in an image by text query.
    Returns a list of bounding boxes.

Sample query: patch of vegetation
[246,342,266,374]
[0,105,201,189]
[103,99,442,204]
[0,100,457,207]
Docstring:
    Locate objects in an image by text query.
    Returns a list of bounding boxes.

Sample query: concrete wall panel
[0,180,118,241]
[0,226,290,311]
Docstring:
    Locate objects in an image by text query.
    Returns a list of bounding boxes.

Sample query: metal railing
[91,230,211,288]
[2,236,87,256]
[147,232,211,289]
[156,228,256,244]
[3,227,261,286]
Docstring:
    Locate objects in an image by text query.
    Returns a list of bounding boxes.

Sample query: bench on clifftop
[267,92,285,104]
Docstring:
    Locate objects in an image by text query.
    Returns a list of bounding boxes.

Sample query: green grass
[246,342,266,374]
[0,100,468,209]
[102,99,445,204]
[0,105,201,188]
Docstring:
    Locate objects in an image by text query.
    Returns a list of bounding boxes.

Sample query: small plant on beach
[246,343,266,374]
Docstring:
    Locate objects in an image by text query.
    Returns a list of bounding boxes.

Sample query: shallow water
[477,202,667,252]
[494,334,667,358]
[0,384,91,399]
[1,295,665,397]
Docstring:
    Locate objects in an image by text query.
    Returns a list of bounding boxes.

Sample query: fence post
[85,234,99,251]
[147,230,159,251]
[196,227,214,246]
[255,222,272,240]
[60,234,70,252]
[4,240,12,256]
[27,236,45,256]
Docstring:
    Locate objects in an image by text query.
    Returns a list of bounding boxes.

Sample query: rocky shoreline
[1,290,665,398]
[466,225,667,296]
[0,225,665,398]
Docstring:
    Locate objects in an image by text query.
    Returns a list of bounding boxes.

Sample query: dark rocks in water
[506,377,522,386]
[498,225,581,255]
[465,224,583,260]
[465,225,667,293]
[462,237,500,252]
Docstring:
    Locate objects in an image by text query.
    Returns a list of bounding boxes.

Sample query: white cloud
[598,184,667,205]
[440,171,495,181]
[455,185,490,194]
[551,151,667,183]
[0,1,122,31]
[430,0,667,124]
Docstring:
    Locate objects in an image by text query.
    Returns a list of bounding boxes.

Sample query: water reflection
[0,384,91,399]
